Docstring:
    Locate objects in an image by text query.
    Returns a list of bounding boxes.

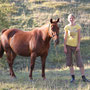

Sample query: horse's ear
[57,18,59,23]
[50,19,53,23]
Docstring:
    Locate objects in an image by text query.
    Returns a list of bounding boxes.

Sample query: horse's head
[49,18,60,45]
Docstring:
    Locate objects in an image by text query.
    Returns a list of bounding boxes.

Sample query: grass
[0,65,90,90]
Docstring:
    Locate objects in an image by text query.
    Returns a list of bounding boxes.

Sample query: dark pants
[66,45,84,67]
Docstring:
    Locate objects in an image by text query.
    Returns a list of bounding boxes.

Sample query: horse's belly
[16,48,30,56]
[13,46,30,56]
[10,39,30,56]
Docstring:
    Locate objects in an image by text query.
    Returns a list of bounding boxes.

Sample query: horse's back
[2,28,23,36]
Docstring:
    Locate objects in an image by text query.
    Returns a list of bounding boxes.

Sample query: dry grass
[0,65,90,90]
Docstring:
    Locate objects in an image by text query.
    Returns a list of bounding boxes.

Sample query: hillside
[9,0,90,35]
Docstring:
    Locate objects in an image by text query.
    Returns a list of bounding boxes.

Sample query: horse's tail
[0,29,7,58]
[0,39,4,58]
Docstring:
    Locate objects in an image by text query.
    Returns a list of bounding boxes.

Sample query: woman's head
[68,14,75,23]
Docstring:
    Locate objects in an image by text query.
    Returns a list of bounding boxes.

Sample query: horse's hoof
[30,79,33,82]
[10,76,17,81]
[43,77,46,80]
[29,77,33,81]
[30,79,35,83]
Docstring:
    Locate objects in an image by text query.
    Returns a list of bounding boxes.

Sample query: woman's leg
[79,66,85,75]
[75,50,90,82]
[70,66,74,75]
[69,66,75,82]
[79,66,90,82]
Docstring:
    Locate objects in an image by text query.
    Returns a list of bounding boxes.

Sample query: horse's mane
[39,23,50,30]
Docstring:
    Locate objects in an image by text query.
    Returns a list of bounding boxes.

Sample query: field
[0,65,90,90]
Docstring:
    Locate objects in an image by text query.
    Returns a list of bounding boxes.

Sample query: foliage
[0,0,16,30]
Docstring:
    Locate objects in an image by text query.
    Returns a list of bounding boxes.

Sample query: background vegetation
[0,0,90,89]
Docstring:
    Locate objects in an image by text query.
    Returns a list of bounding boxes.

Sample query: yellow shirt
[64,24,81,47]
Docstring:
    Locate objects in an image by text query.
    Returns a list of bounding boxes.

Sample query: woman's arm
[64,30,68,53]
[76,29,81,51]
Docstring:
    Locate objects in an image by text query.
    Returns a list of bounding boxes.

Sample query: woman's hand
[76,46,80,51]
[64,46,67,53]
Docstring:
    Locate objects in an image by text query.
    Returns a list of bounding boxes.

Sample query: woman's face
[68,15,75,23]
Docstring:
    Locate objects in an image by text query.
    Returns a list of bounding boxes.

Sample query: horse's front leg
[41,54,47,80]
[29,53,36,80]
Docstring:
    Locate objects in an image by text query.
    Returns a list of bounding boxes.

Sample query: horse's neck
[46,24,51,42]
[41,24,51,43]
[45,31,51,43]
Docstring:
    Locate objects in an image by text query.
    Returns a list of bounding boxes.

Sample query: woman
[64,14,89,82]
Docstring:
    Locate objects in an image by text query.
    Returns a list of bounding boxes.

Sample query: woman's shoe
[82,75,90,82]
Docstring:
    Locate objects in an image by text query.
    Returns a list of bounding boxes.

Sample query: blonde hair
[68,14,75,21]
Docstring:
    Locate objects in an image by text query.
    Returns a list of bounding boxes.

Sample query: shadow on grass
[0,66,90,90]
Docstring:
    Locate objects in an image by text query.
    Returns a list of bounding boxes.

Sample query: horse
[0,18,60,80]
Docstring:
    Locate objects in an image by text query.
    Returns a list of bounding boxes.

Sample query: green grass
[0,66,90,90]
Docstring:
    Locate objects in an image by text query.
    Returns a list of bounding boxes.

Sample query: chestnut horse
[0,18,59,80]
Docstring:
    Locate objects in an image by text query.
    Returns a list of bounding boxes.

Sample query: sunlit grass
[78,3,90,10]
[43,1,70,8]
[81,36,90,40]
[0,65,90,90]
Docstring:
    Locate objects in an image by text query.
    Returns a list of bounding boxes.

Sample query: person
[64,14,90,83]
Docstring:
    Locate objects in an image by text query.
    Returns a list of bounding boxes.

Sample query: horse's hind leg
[6,49,16,77]
[41,54,47,80]
[29,53,36,80]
